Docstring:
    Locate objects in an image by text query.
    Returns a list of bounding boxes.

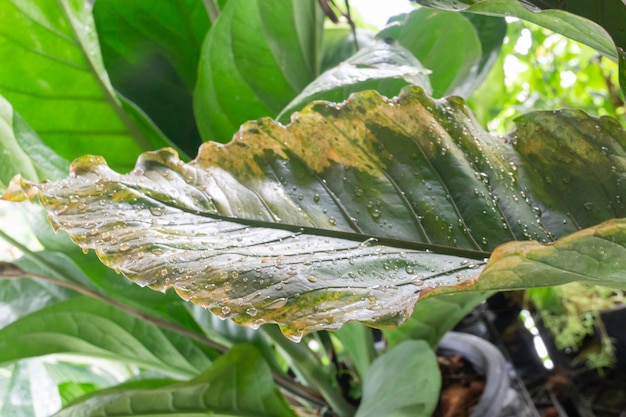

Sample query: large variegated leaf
[4,86,626,340]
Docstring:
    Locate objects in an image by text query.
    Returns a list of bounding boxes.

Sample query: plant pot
[438,331,536,417]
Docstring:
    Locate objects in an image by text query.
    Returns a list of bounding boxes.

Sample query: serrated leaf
[5,86,626,340]
[355,340,440,417]
[194,0,324,142]
[53,344,296,417]
[0,0,178,172]
[0,296,213,377]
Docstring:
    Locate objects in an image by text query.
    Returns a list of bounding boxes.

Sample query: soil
[431,354,486,417]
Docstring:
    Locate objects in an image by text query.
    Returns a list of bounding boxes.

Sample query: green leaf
[93,0,210,155]
[0,95,68,192]
[0,359,62,417]
[5,87,626,340]
[383,292,489,347]
[355,340,441,417]
[414,0,617,58]
[474,219,626,292]
[194,0,324,142]
[333,322,376,378]
[0,0,176,172]
[53,344,296,417]
[454,13,507,97]
[278,40,431,121]
[378,8,482,97]
[0,296,213,377]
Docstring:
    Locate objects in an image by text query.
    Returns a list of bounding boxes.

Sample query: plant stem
[202,0,220,25]
[262,325,356,417]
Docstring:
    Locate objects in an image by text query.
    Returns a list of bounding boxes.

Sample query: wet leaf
[53,344,296,417]
[4,86,626,340]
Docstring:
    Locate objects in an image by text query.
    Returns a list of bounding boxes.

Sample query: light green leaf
[378,8,482,97]
[355,340,440,417]
[194,0,324,142]
[278,40,431,121]
[414,0,617,58]
[0,296,213,378]
[53,344,296,417]
[5,87,626,340]
[0,0,177,172]
[0,95,68,192]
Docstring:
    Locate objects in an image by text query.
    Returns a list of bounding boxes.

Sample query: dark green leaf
[53,344,296,417]
[194,0,324,142]
[0,0,176,172]
[355,340,441,417]
[378,8,482,97]
[0,296,213,377]
[5,87,626,339]
[94,0,209,155]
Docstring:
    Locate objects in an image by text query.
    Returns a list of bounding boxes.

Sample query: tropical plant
[0,0,625,416]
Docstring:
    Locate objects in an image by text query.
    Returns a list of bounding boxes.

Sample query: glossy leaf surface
[0,0,175,172]
[5,87,626,340]
[53,344,296,417]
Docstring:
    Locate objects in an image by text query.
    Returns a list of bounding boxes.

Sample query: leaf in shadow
[4,86,626,340]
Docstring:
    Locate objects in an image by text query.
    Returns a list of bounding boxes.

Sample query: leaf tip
[1,174,36,202]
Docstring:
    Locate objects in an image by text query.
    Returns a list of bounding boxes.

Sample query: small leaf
[53,344,296,417]
[355,340,441,417]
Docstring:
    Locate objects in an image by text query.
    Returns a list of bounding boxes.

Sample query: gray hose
[438,331,510,417]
